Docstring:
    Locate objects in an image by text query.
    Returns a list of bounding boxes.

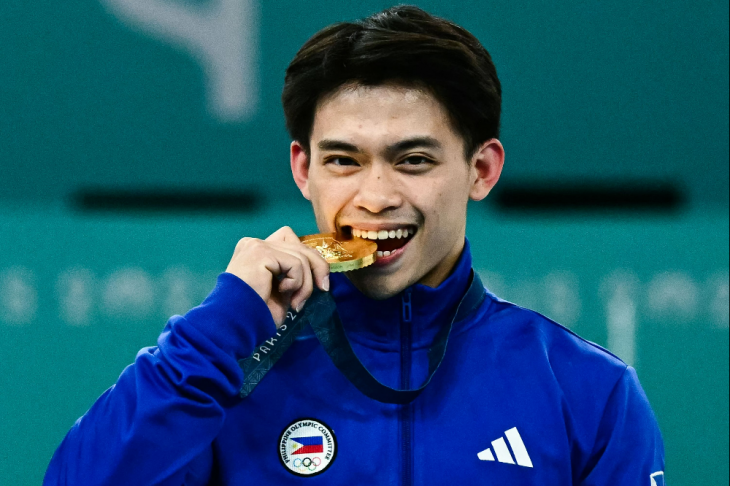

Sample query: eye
[398,156,434,167]
[326,157,359,166]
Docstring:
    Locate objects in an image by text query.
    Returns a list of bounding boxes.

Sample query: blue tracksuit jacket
[45,242,665,485]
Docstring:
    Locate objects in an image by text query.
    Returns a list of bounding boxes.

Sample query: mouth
[342,225,417,258]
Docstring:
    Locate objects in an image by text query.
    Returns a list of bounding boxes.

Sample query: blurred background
[0,0,727,483]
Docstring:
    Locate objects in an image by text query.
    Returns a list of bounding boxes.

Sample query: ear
[469,139,505,201]
[290,141,311,200]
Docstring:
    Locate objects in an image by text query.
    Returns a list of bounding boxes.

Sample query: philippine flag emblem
[291,436,324,455]
[279,418,337,477]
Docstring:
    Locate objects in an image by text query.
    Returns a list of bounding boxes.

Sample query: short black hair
[282,5,501,159]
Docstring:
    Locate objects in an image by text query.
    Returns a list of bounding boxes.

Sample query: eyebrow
[317,136,442,158]
[383,136,442,159]
[317,140,363,153]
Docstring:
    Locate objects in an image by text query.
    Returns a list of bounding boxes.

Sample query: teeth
[376,251,383,257]
[383,251,391,256]
[354,228,414,240]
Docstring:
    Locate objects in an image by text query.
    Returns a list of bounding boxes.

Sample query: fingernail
[322,275,330,292]
[296,300,306,313]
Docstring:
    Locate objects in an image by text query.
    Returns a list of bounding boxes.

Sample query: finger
[262,249,305,296]
[271,240,330,292]
[265,226,299,244]
[297,244,331,292]
[277,248,313,312]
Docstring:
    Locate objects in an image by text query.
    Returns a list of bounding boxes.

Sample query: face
[291,84,503,299]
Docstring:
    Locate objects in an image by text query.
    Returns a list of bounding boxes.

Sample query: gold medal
[300,233,378,272]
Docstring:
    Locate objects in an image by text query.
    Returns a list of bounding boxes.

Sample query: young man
[45,6,665,485]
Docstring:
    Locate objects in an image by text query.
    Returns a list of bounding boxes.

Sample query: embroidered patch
[278,418,337,477]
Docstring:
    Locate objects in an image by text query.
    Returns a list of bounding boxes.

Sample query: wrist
[183,273,277,360]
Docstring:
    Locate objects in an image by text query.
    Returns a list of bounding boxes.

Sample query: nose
[352,163,402,214]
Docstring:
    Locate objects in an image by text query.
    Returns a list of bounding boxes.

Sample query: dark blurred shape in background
[74,188,261,213]
[494,181,684,212]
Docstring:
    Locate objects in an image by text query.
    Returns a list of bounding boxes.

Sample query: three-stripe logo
[650,471,665,486]
[477,427,533,468]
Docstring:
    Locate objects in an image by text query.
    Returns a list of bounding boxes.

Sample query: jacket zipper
[400,290,413,486]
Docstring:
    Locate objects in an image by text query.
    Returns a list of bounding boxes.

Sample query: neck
[417,236,466,288]
[329,239,473,350]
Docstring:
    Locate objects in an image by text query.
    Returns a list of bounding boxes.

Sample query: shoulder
[466,289,630,406]
[465,290,664,455]
[475,289,626,368]
[471,292,664,476]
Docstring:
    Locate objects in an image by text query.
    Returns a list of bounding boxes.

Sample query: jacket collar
[330,239,473,351]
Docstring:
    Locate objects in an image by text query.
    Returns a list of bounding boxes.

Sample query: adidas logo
[650,471,665,486]
[477,427,533,468]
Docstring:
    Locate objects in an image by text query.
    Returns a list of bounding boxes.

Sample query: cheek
[419,180,468,235]
[422,177,463,212]
[310,176,356,229]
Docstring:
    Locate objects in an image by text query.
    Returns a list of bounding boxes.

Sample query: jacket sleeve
[43,273,277,486]
[580,366,666,486]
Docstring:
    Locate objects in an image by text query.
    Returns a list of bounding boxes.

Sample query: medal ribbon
[239,271,486,404]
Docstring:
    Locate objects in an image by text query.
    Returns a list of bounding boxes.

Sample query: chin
[347,272,410,300]
[347,269,398,300]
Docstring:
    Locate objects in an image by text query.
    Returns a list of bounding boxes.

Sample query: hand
[225,226,330,327]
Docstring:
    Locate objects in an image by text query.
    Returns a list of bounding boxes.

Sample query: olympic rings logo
[292,457,322,471]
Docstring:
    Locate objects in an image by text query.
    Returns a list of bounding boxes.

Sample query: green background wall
[1,0,727,208]
[1,0,728,484]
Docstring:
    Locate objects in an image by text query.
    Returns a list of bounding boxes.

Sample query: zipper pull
[402,290,412,323]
